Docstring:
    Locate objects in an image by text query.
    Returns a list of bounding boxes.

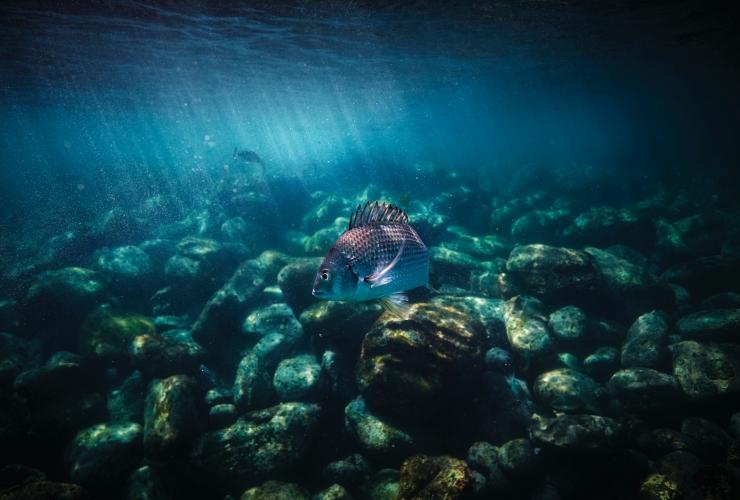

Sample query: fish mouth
[312,288,328,298]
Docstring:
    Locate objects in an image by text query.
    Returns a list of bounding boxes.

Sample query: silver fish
[311,201,429,313]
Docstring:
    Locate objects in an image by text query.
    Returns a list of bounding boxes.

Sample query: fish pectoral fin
[380,292,409,317]
[364,237,406,288]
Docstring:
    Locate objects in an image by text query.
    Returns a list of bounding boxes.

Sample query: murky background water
[1,2,739,499]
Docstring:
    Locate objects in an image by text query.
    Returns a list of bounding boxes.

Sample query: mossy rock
[79,307,155,361]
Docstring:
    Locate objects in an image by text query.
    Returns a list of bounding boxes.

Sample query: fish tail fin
[380,292,409,317]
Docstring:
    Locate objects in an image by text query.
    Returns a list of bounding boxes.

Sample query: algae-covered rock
[277,258,322,313]
[361,469,400,500]
[299,300,382,347]
[322,454,370,490]
[356,302,486,421]
[530,413,623,450]
[622,310,669,369]
[190,258,266,346]
[79,307,155,362]
[505,244,601,302]
[548,305,587,343]
[273,354,323,402]
[675,308,740,342]
[143,375,199,457]
[243,303,303,342]
[344,396,415,459]
[429,246,483,288]
[129,330,203,377]
[497,438,537,477]
[65,422,142,488]
[191,402,321,484]
[233,351,275,411]
[240,480,309,500]
[607,368,681,413]
[207,403,237,430]
[314,483,354,500]
[670,341,740,401]
[399,454,474,499]
[126,465,169,500]
[563,206,654,249]
[95,245,152,282]
[534,368,606,414]
[583,346,620,381]
[503,296,555,363]
[107,370,145,423]
[639,473,681,500]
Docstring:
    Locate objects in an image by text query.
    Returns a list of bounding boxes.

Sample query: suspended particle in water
[77,183,85,191]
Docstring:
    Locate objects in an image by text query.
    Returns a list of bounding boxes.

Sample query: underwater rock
[233,351,275,411]
[94,245,152,283]
[434,295,508,348]
[21,267,105,345]
[639,473,681,500]
[505,244,601,303]
[563,205,654,250]
[300,300,382,348]
[314,483,354,500]
[670,341,740,401]
[675,308,740,342]
[442,226,509,259]
[344,396,415,459]
[548,306,587,343]
[126,465,169,500]
[657,450,704,488]
[220,216,249,242]
[79,306,155,363]
[273,354,323,402]
[429,246,483,288]
[607,368,681,414]
[107,370,145,423]
[191,402,321,484]
[0,332,38,387]
[583,347,620,381]
[322,454,370,490]
[731,411,740,438]
[360,469,400,500]
[621,310,669,369]
[529,413,623,450]
[584,247,673,319]
[497,438,537,478]
[510,209,567,245]
[301,194,351,234]
[320,350,356,405]
[0,299,18,332]
[636,428,701,458]
[356,302,486,422]
[242,303,303,342]
[207,403,237,430]
[94,207,147,246]
[688,464,740,500]
[143,375,199,457]
[534,368,606,414]
[165,237,245,294]
[240,480,309,500]
[130,330,203,378]
[680,416,733,461]
[661,254,740,299]
[0,479,92,499]
[304,220,346,255]
[190,258,266,346]
[466,441,513,497]
[484,347,514,374]
[503,296,555,363]
[65,422,142,488]
[277,258,322,313]
[700,292,740,310]
[398,454,474,500]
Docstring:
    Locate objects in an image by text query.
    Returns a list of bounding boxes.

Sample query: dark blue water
[1,2,740,499]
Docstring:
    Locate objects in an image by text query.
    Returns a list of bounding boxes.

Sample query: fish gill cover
[0,1,740,499]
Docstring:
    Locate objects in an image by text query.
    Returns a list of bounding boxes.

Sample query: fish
[232,147,263,164]
[311,201,429,314]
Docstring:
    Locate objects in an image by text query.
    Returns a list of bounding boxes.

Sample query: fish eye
[321,270,329,280]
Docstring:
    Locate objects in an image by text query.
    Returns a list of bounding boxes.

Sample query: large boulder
[190,258,266,347]
[607,368,681,414]
[505,244,601,303]
[503,296,555,364]
[299,301,382,351]
[65,422,142,488]
[191,402,321,485]
[79,307,155,363]
[534,368,606,414]
[242,303,303,342]
[356,303,486,422]
[670,341,740,401]
[529,413,623,450]
[143,375,199,457]
[399,455,474,499]
[344,396,415,459]
[675,309,740,342]
[129,329,203,377]
[273,354,323,402]
[621,310,669,369]
[277,258,322,313]
[563,206,654,250]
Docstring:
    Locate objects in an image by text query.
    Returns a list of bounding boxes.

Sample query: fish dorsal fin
[348,201,409,230]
